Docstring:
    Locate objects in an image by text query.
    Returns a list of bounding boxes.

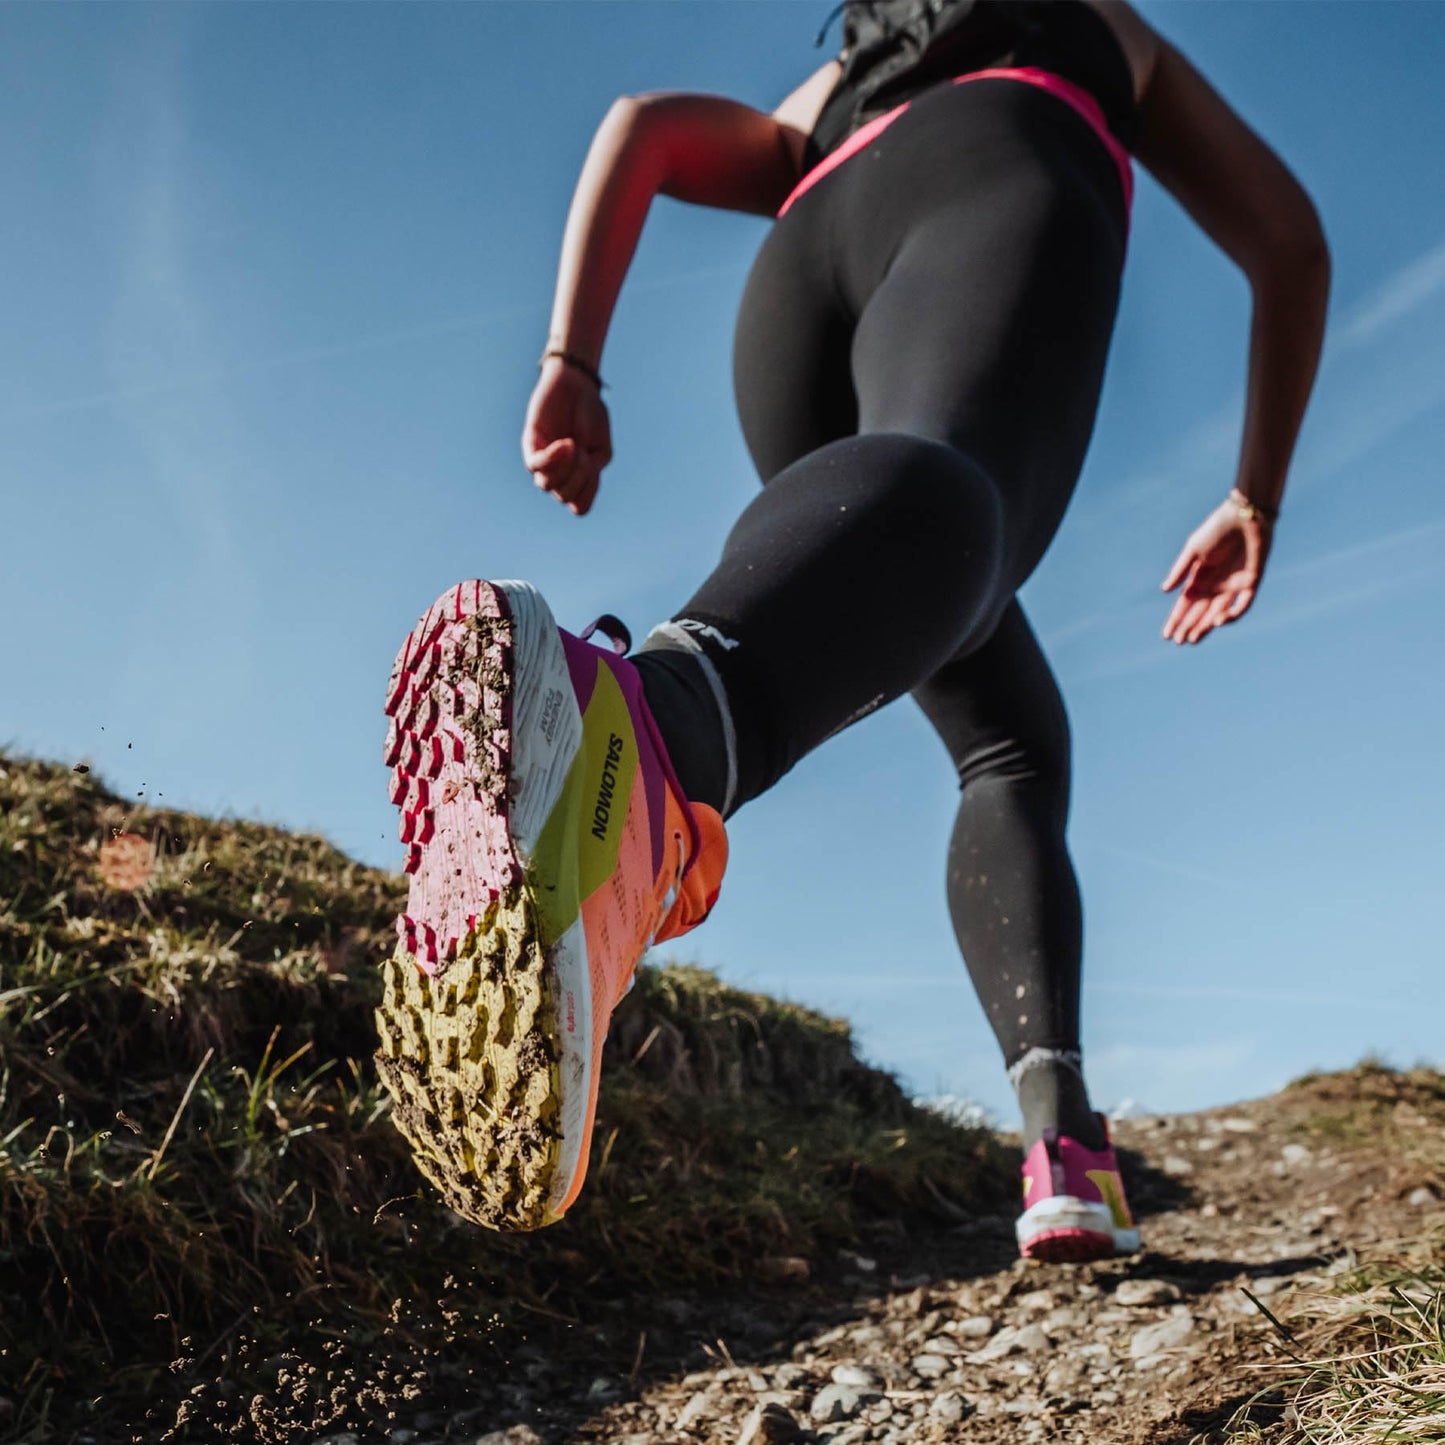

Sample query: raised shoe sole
[373,580,592,1231]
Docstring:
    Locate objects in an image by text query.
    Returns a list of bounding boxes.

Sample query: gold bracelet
[1228,488,1278,524]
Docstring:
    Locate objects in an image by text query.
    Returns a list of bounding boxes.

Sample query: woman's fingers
[569,470,601,517]
[1163,593,1197,641]
[1161,544,1198,593]
[525,436,574,476]
[1188,595,1230,643]
[1171,596,1209,644]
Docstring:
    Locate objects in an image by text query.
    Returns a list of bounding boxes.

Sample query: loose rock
[910,1352,952,1379]
[676,1392,712,1430]
[738,1402,803,1445]
[809,1383,875,1423]
[1115,1279,1182,1307]
[928,1392,970,1424]
[1129,1314,1197,1359]
[830,1363,884,1389]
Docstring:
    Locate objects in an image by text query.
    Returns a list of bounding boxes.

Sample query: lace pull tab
[579,613,632,655]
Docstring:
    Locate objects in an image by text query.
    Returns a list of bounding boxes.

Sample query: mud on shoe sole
[374,898,561,1231]
[374,580,577,1232]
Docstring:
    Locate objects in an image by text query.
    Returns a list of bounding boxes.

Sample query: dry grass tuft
[1226,1237,1445,1443]
[1222,1063,1445,1444]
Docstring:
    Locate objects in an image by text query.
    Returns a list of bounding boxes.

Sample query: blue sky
[4,2,1442,1127]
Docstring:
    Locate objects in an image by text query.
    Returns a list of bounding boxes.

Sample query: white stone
[911,1353,952,1379]
[755,1391,803,1410]
[1115,1279,1181,1307]
[967,1320,1048,1361]
[1015,1289,1057,1312]
[955,1315,996,1338]
[1043,1362,1082,1396]
[809,1384,873,1423]
[1408,1186,1438,1207]
[1162,1154,1194,1176]
[676,1392,713,1430]
[1249,1275,1288,1297]
[737,1402,802,1445]
[1281,1143,1312,1165]
[1129,1314,1197,1359]
[999,1395,1042,1415]
[1012,1324,1052,1354]
[921,1335,962,1355]
[830,1364,883,1390]
[929,1392,969,1424]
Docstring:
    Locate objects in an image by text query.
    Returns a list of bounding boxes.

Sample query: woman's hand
[522,358,612,516]
[1160,498,1273,644]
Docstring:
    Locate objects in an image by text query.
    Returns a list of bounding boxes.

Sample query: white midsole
[490,580,592,1213]
[498,579,584,855]
[1016,1195,1140,1253]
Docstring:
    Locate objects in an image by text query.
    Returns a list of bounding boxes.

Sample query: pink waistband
[777,66,1134,220]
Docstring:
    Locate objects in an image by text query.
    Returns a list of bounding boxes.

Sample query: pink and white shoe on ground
[1016,1118,1141,1263]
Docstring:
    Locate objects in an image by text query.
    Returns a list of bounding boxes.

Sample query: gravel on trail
[333,1090,1443,1445]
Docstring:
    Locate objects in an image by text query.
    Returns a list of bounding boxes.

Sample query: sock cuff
[639,621,739,816]
[1007,1046,1083,1090]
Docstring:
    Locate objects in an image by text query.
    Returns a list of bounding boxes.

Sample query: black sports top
[804,0,1140,171]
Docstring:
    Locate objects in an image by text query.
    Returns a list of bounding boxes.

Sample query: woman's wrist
[1227,487,1279,525]
[540,347,605,390]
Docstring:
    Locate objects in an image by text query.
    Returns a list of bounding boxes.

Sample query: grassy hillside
[1223,1065,1445,1445]
[0,753,1013,1443]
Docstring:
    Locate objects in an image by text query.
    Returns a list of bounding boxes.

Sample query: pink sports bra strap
[778,66,1134,220]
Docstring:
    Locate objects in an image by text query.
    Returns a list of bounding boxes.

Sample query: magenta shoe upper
[1021,1125,1134,1227]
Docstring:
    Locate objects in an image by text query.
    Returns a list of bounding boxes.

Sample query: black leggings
[637,78,1127,1082]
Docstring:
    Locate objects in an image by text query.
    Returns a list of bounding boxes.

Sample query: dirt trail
[420,1081,1443,1445]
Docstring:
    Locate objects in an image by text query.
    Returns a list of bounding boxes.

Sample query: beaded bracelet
[540,348,605,390]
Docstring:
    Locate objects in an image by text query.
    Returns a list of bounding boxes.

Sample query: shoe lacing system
[578,609,719,945]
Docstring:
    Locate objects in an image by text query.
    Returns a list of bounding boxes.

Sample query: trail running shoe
[1016,1118,1141,1263]
[374,580,727,1231]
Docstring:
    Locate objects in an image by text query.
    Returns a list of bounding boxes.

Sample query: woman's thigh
[732,200,858,484]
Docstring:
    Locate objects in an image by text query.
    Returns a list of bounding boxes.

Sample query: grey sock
[631,643,733,815]
[1008,1047,1107,1151]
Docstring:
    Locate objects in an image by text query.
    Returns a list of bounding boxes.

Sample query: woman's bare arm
[526,66,837,514]
[1133,29,1331,520]
[545,65,839,373]
[1108,4,1331,641]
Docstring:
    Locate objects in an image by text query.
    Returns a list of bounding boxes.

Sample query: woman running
[374,0,1329,1259]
